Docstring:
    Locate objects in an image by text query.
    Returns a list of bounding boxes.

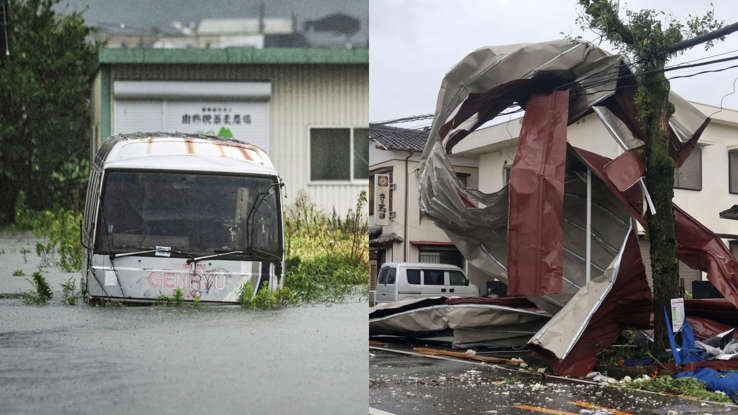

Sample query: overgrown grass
[61,277,77,305]
[21,271,53,305]
[239,281,299,309]
[14,194,83,272]
[283,191,369,303]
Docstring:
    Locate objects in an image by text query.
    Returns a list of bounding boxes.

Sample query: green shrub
[12,269,24,277]
[282,191,369,303]
[61,277,77,305]
[239,280,299,309]
[173,288,184,306]
[285,254,367,303]
[21,271,53,305]
[239,281,255,308]
[14,194,84,272]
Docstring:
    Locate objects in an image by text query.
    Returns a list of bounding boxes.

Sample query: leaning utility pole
[579,0,738,352]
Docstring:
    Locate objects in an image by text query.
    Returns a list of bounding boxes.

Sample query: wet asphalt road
[369,348,738,415]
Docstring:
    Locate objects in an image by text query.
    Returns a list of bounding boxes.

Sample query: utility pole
[579,1,738,353]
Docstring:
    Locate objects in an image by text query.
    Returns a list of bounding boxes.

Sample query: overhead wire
[376,53,738,127]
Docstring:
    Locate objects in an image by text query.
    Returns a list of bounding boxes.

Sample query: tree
[577,1,728,352]
[0,0,98,224]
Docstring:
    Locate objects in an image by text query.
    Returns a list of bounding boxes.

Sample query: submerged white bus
[81,133,284,304]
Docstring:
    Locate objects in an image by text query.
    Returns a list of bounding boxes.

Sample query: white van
[374,262,479,304]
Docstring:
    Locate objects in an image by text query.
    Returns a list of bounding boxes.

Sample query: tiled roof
[369,124,428,152]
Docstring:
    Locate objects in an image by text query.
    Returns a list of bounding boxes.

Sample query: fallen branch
[412,347,522,365]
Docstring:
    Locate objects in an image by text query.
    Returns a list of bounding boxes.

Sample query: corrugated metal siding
[110,63,368,214]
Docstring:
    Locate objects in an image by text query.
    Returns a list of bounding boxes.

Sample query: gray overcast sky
[370,0,738,123]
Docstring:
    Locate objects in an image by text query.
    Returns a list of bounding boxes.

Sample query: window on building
[406,269,420,284]
[674,146,701,191]
[424,270,445,285]
[456,173,469,187]
[354,128,368,179]
[730,150,738,194]
[310,127,368,182]
[419,247,464,268]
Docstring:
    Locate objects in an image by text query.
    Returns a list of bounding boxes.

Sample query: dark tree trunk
[639,67,681,352]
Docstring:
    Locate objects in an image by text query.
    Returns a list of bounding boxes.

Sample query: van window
[424,270,444,285]
[406,269,420,284]
[378,267,393,284]
[449,271,468,286]
[386,268,396,284]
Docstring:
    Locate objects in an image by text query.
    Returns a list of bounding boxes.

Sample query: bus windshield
[94,170,281,259]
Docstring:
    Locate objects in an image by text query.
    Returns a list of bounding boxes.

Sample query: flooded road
[0,231,368,414]
[0,299,367,414]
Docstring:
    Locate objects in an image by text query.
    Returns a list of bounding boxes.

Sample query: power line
[378,53,738,127]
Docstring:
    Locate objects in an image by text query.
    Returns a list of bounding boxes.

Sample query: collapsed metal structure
[417,39,738,376]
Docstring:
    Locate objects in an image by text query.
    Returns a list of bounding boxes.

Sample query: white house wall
[370,147,478,264]
[458,109,738,243]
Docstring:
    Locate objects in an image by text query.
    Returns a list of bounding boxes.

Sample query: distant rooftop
[57,0,367,48]
[369,124,428,152]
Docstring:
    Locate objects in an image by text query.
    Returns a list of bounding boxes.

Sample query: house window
[310,127,368,182]
[674,147,701,191]
[456,173,469,187]
[730,150,738,194]
[419,247,464,268]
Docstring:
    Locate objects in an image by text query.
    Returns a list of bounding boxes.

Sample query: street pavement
[370,347,738,414]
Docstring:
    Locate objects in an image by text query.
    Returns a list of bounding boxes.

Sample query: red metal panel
[506,90,569,296]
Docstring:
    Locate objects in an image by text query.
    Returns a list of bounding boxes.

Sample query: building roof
[60,0,368,47]
[99,47,368,64]
[369,124,428,152]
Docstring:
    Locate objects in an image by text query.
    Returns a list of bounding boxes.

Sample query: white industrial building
[91,47,368,214]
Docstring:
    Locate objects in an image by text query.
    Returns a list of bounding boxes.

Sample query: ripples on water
[0,299,368,414]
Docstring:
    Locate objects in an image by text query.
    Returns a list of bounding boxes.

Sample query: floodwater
[0,300,367,414]
[0,232,368,415]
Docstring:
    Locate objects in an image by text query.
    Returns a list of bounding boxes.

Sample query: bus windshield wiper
[109,248,158,259]
[110,246,194,260]
[186,250,244,264]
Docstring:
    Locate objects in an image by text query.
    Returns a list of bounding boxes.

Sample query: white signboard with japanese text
[375,173,390,226]
[115,100,269,151]
[113,81,270,152]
